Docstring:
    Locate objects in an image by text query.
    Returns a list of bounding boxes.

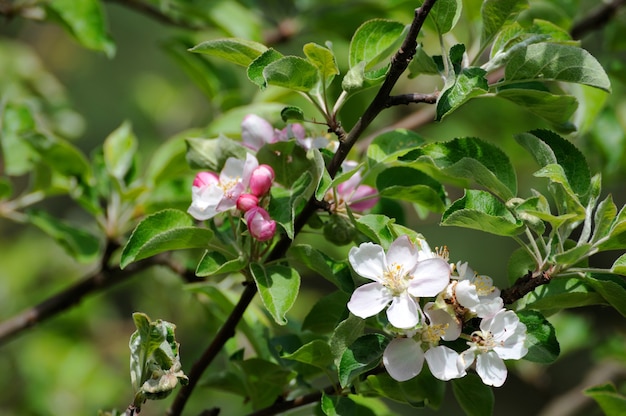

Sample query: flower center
[422,323,449,344]
[470,330,503,353]
[219,177,241,198]
[473,275,495,296]
[382,263,411,295]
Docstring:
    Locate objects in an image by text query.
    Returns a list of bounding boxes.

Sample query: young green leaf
[428,0,462,34]
[367,129,425,166]
[404,137,517,201]
[24,133,91,179]
[504,43,611,92]
[27,209,100,263]
[376,167,447,213]
[611,253,626,276]
[518,310,560,363]
[195,251,246,277]
[356,214,396,248]
[495,89,578,127]
[46,0,115,57]
[288,244,354,293]
[593,194,618,244]
[303,42,339,85]
[584,383,626,416]
[120,209,214,269]
[491,19,575,60]
[280,106,305,122]
[584,274,626,317]
[249,263,301,325]
[185,135,247,171]
[338,333,389,387]
[237,358,296,410]
[330,314,366,366]
[282,339,334,370]
[349,19,406,70]
[189,38,268,66]
[103,121,137,181]
[302,291,350,334]
[321,393,379,416]
[1,102,40,175]
[364,369,445,409]
[408,44,441,78]
[515,277,607,311]
[436,67,489,120]
[247,48,283,89]
[451,374,494,416]
[480,0,529,50]
[262,56,320,92]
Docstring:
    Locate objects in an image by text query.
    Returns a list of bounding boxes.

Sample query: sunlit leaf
[436,67,488,120]
[584,383,626,416]
[103,121,137,181]
[282,339,333,369]
[250,263,300,325]
[496,89,578,127]
[189,38,267,66]
[349,19,406,70]
[247,48,283,89]
[338,333,388,387]
[263,56,319,92]
[185,135,247,171]
[518,310,560,363]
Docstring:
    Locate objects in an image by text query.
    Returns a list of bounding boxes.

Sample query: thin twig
[500,270,551,305]
[386,92,439,107]
[166,2,440,415]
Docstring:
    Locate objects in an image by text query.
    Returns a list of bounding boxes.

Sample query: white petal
[425,346,466,381]
[348,243,386,282]
[476,351,507,387]
[241,153,259,187]
[424,302,461,341]
[220,157,246,182]
[347,282,391,319]
[495,323,528,360]
[188,186,224,220]
[481,309,519,341]
[386,236,418,272]
[387,292,421,329]
[473,297,504,319]
[407,258,451,297]
[458,348,476,370]
[383,338,424,382]
[455,280,480,309]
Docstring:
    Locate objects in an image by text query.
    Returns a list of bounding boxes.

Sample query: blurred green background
[1,0,626,415]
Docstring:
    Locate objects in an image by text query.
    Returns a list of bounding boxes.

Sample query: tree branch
[570,0,626,39]
[386,92,439,107]
[166,2,439,414]
[501,270,551,305]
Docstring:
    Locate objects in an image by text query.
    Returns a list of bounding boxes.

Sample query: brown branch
[570,0,626,39]
[166,2,439,415]
[501,270,551,305]
[386,92,439,107]
[0,241,162,345]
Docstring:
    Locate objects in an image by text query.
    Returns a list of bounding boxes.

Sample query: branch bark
[570,0,626,39]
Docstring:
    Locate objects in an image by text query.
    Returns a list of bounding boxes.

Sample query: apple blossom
[325,162,378,212]
[458,309,528,387]
[347,236,451,329]
[188,153,258,221]
[241,114,278,151]
[236,193,259,212]
[445,262,503,319]
[244,207,276,241]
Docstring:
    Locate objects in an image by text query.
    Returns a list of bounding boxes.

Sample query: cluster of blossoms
[188,152,277,241]
[348,236,528,387]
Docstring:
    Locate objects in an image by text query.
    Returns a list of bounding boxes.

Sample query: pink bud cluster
[236,164,277,241]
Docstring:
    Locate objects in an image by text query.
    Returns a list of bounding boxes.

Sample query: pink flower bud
[249,164,275,196]
[193,171,219,188]
[245,207,276,241]
[236,193,259,212]
[347,185,379,211]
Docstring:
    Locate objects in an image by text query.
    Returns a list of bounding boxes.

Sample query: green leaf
[585,274,626,317]
[496,89,578,126]
[27,209,100,263]
[185,135,247,171]
[504,43,611,92]
[280,106,305,122]
[408,44,441,77]
[247,48,283,89]
[302,291,350,334]
[584,383,626,416]
[0,178,12,199]
[303,42,339,85]
[436,67,489,120]
[189,38,267,66]
[552,243,592,267]
[47,0,115,57]
[429,0,462,34]
[611,253,626,276]
[356,214,396,248]
[376,167,447,213]
[339,333,389,387]
[452,374,494,416]
[249,263,300,325]
[282,339,333,370]
[515,129,591,202]
[103,121,137,181]
[288,244,354,293]
[349,19,406,70]
[330,315,366,366]
[593,194,618,244]
[367,129,426,166]
[507,247,537,285]
[321,394,378,416]
[442,190,524,236]
[24,133,90,179]
[516,277,607,311]
[404,137,517,200]
[480,0,529,50]
[1,102,39,175]
[262,56,320,92]
[195,251,246,277]
[491,19,575,61]
[238,358,296,410]
[120,209,214,269]
[364,369,445,409]
[342,60,388,93]
[598,206,626,251]
[517,310,560,363]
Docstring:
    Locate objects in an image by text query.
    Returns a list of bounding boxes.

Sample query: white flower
[347,236,451,329]
[188,153,258,220]
[383,303,465,382]
[449,262,503,319]
[458,309,528,387]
